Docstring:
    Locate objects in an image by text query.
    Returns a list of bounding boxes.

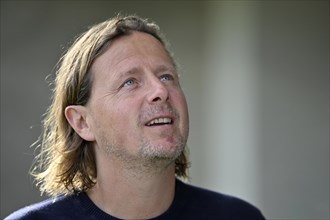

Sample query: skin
[65,32,189,219]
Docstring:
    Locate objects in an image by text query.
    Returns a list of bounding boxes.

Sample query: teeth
[147,118,172,126]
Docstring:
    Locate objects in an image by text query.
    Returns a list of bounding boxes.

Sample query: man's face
[86,32,189,163]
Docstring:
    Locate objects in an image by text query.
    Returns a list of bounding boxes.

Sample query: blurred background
[1,1,329,219]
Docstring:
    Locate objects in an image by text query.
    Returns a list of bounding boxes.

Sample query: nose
[147,77,169,103]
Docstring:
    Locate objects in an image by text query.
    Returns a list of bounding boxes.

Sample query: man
[6,15,265,219]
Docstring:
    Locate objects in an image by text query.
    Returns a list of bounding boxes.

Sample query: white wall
[1,1,329,219]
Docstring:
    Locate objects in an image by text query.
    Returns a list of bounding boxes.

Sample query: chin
[139,134,186,159]
[140,143,184,160]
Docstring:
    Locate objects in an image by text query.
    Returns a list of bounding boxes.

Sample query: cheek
[92,108,130,148]
[89,102,119,136]
[175,90,189,114]
[107,102,140,135]
[171,90,189,126]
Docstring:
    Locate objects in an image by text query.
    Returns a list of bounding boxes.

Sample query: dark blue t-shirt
[5,179,265,219]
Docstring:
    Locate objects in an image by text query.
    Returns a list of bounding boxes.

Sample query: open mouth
[145,118,173,126]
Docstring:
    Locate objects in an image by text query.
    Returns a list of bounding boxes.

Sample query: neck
[87,156,176,219]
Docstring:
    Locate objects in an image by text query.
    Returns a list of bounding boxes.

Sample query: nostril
[152,97,162,102]
[148,87,169,103]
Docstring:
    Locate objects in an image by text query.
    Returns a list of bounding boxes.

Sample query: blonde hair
[31,15,189,197]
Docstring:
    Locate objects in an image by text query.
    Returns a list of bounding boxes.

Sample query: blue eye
[160,74,174,81]
[123,79,135,87]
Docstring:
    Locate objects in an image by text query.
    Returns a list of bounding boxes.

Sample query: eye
[122,78,136,87]
[160,74,174,82]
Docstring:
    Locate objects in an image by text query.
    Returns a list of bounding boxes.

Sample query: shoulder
[4,194,82,220]
[175,180,265,219]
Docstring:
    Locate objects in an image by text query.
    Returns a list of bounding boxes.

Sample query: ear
[64,105,95,141]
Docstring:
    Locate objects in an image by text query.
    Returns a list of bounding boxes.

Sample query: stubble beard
[102,133,187,176]
[139,133,186,164]
[101,104,188,175]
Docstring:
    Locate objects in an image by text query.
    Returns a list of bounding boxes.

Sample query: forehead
[91,32,174,76]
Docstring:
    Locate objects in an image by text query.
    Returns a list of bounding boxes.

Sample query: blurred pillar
[199,1,263,209]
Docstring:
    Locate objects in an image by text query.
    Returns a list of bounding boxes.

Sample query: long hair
[31,15,189,197]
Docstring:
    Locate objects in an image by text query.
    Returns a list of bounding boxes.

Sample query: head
[32,15,189,196]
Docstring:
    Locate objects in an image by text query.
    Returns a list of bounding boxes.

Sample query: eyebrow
[153,64,177,75]
[118,67,140,78]
[118,64,176,79]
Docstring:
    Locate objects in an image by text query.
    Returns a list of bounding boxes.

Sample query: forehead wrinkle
[90,32,177,91]
[117,66,141,80]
